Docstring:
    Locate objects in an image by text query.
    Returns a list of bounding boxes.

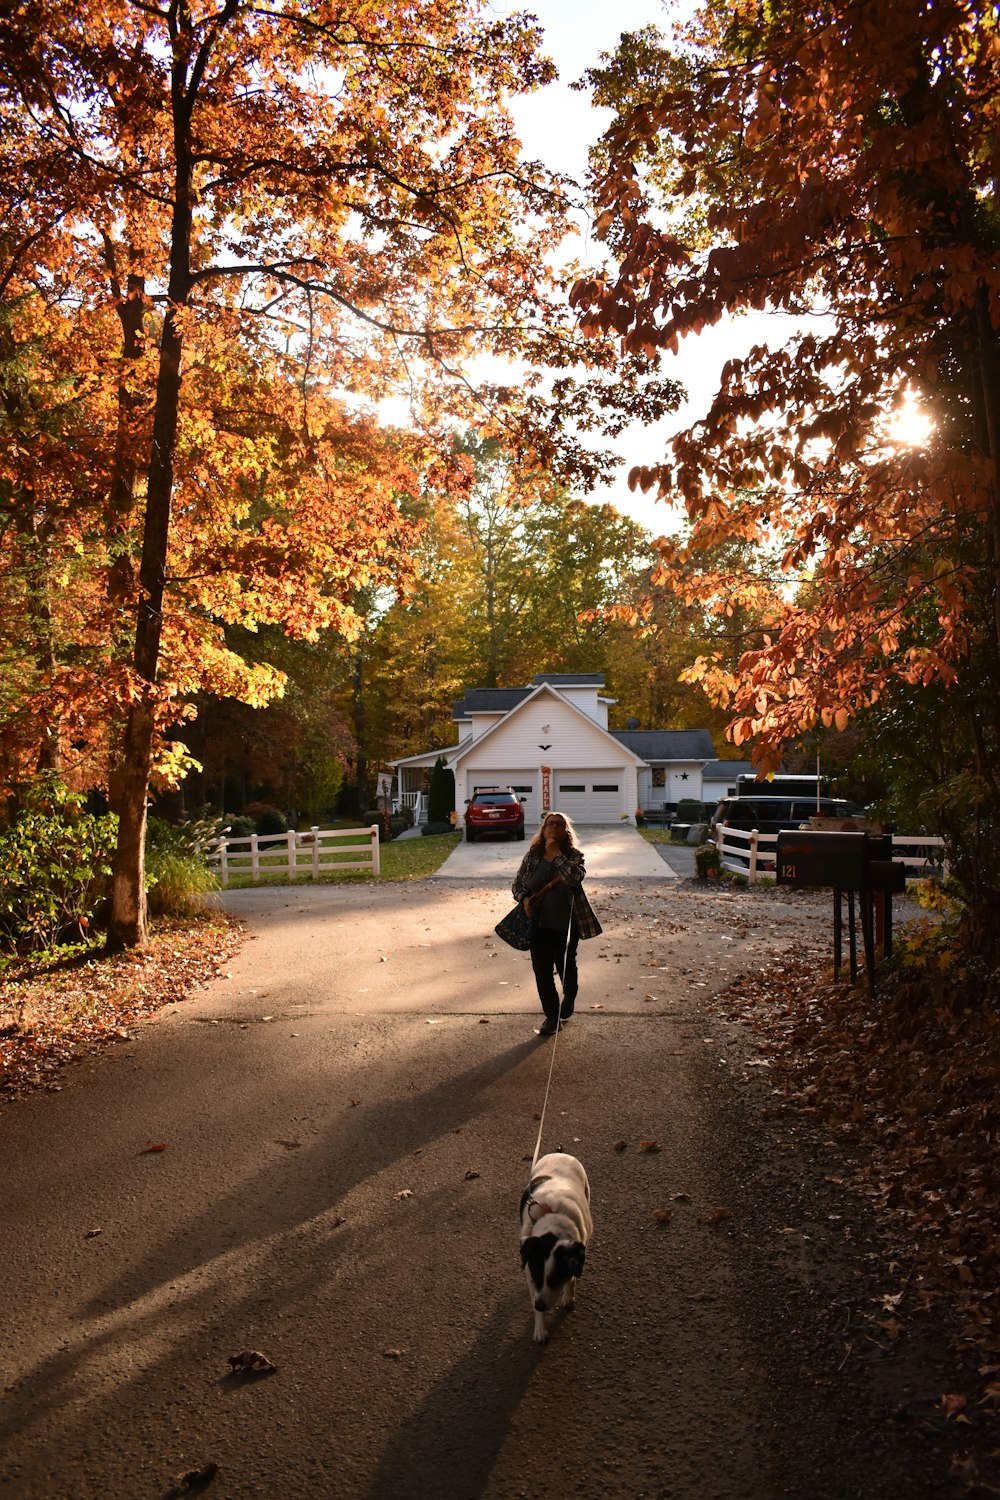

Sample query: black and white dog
[519,1151,592,1344]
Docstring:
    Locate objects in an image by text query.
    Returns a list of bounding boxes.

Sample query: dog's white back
[520,1152,592,1343]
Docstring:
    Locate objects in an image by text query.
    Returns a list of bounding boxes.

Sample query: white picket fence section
[715,827,948,884]
[207,825,380,886]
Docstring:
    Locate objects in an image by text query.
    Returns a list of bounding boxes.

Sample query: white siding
[457,688,640,825]
[666,764,704,800]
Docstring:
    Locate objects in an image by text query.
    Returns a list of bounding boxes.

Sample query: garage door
[467,771,537,825]
[553,771,624,823]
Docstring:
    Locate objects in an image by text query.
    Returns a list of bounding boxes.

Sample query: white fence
[716,827,948,883]
[207,825,380,886]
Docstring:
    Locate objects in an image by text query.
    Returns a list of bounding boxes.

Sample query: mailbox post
[776,829,905,989]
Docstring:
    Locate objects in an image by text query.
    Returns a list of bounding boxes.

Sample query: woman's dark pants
[529,927,579,1025]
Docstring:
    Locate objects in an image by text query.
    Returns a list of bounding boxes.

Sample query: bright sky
[500,0,794,537]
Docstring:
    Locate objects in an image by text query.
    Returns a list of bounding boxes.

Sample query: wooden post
[250,832,259,883]
[311,826,320,880]
[370,823,380,877]
[748,830,759,883]
[286,828,296,882]
[219,838,229,888]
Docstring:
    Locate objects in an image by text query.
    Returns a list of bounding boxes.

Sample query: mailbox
[776,830,871,890]
[868,859,907,894]
[776,829,904,989]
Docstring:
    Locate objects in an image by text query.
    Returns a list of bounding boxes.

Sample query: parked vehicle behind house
[463,787,526,842]
[710,795,867,842]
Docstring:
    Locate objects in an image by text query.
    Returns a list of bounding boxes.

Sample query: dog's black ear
[519,1238,530,1268]
[562,1241,586,1279]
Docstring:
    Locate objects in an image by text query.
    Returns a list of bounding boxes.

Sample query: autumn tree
[571,0,1000,951]
[0,0,618,949]
[354,434,668,768]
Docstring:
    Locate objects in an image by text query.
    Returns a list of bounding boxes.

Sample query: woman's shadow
[365,1292,543,1500]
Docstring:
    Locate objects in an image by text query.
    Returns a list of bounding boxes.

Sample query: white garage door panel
[553,771,624,823]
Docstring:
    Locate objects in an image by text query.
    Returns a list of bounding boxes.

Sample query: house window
[558,783,585,793]
[652,767,665,787]
[592,784,619,793]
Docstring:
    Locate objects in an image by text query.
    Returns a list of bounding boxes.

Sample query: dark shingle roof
[531,673,605,686]
[453,688,531,720]
[612,729,716,761]
[702,759,755,779]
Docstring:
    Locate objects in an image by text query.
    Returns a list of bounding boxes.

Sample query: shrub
[427,756,455,823]
[422,820,455,836]
[695,841,722,880]
[145,817,221,917]
[224,815,256,839]
[246,802,287,835]
[0,776,117,954]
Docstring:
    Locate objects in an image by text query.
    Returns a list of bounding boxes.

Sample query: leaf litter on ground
[720,936,1000,1428]
[0,914,246,1106]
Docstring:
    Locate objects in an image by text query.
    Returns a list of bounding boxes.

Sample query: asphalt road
[0,863,972,1500]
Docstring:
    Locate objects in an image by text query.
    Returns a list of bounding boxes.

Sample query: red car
[464,787,526,842]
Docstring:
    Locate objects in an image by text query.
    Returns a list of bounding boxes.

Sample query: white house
[391,673,744,826]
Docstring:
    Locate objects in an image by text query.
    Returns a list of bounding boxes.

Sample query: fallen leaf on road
[708,1207,733,1223]
[228,1350,275,1372]
[465,1170,481,1180]
[941,1392,968,1419]
[672,1192,691,1202]
[613,1139,628,1152]
[652,1207,673,1224]
[144,1141,168,1153]
[382,1348,404,1359]
[84,1227,102,1239]
[639,1140,661,1153]
[395,1189,414,1199]
[275,1140,301,1150]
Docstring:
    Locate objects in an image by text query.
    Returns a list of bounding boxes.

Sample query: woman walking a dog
[511,811,602,1036]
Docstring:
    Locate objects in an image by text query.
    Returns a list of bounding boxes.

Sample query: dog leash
[528,907,575,1175]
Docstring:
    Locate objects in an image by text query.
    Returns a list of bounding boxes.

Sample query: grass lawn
[638,827,685,847]
[379,832,462,878]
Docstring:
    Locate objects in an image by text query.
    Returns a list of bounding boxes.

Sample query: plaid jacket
[511,846,603,940]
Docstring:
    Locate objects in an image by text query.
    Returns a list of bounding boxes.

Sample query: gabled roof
[702,759,755,779]
[450,680,647,768]
[391,736,470,768]
[612,729,717,761]
[452,688,531,720]
[453,674,608,720]
[531,672,605,686]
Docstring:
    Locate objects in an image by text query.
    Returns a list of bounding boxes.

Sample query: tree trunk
[106,59,195,950]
